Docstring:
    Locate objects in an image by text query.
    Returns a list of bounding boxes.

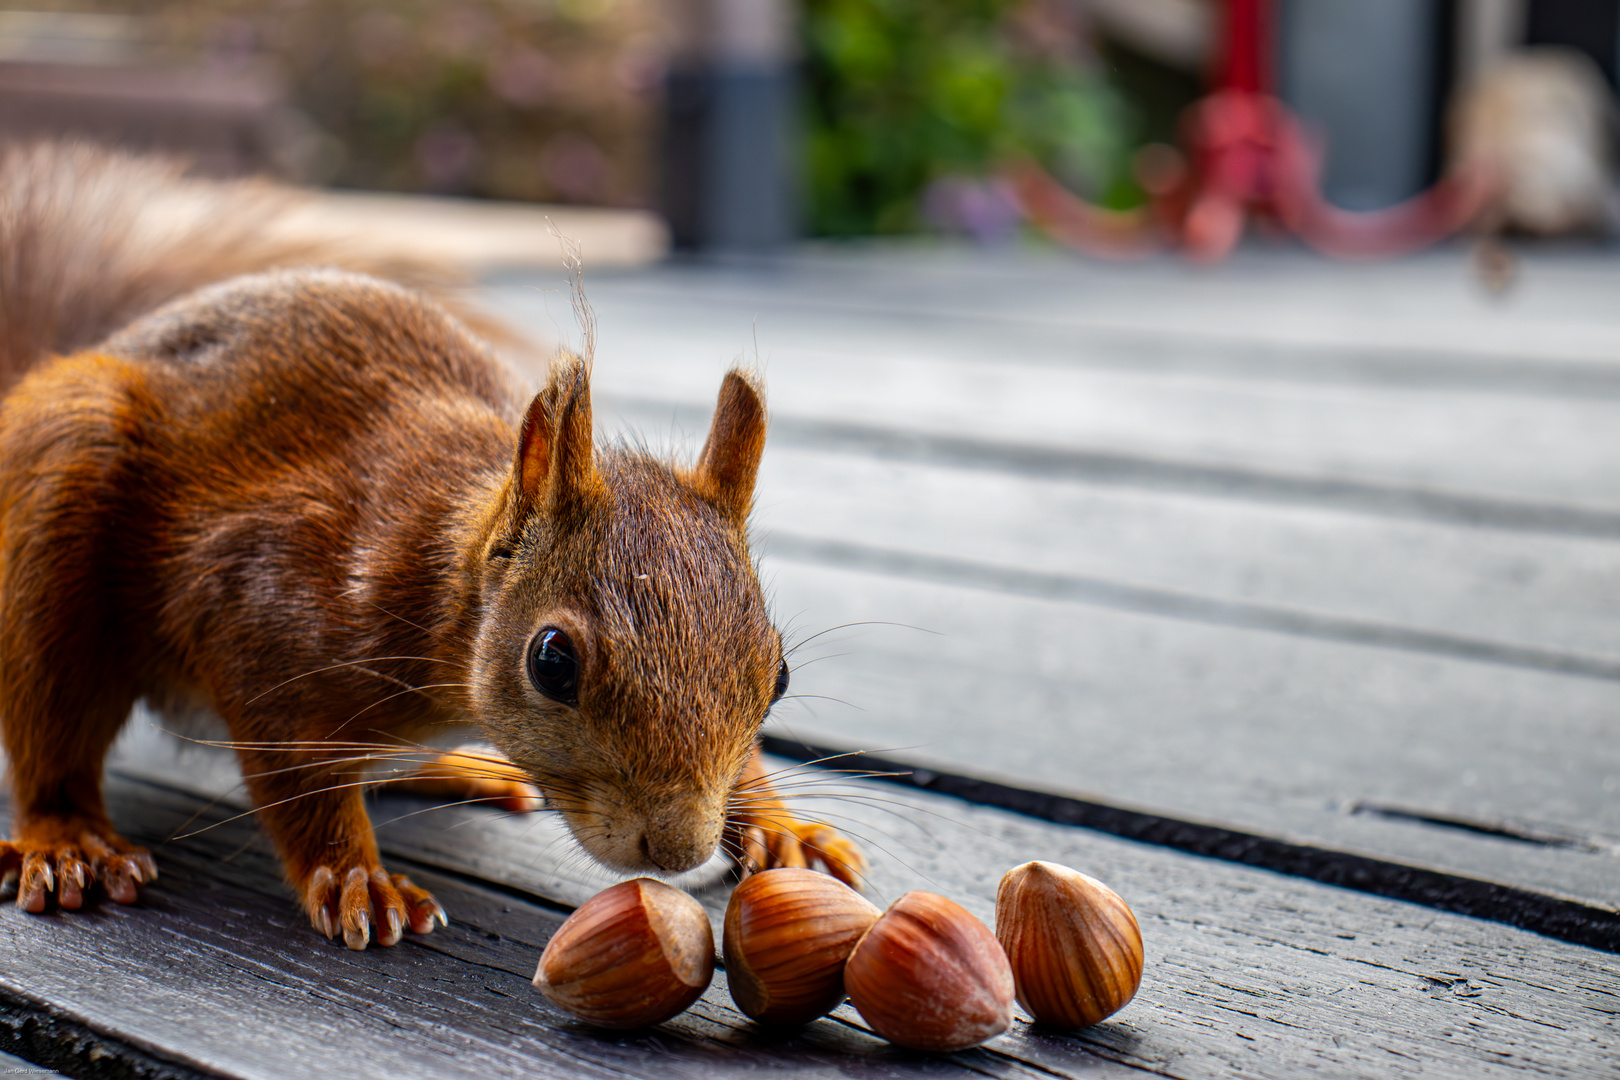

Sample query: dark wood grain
[0,777,1118,1080]
[373,755,1620,1080]
[7,736,1620,1079]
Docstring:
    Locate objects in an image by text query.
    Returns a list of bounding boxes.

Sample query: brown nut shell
[533,877,714,1028]
[844,891,1015,1052]
[723,868,881,1026]
[996,861,1143,1029]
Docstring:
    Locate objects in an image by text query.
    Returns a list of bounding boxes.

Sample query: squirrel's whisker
[779,692,863,710]
[734,787,992,845]
[365,795,552,833]
[782,620,942,657]
[167,777,396,839]
[361,598,450,643]
[240,656,466,707]
[320,683,477,738]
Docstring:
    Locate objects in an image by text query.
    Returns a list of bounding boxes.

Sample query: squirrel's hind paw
[3,826,157,912]
[303,864,446,949]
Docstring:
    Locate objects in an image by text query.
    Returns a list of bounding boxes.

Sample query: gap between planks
[759,735,1620,954]
[761,533,1620,685]
[597,392,1620,542]
[567,272,1620,401]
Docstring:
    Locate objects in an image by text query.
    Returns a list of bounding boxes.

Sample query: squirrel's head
[469,356,781,875]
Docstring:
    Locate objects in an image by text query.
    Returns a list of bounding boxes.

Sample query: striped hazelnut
[533,877,714,1028]
[844,891,1015,1052]
[723,868,881,1026]
[995,861,1143,1028]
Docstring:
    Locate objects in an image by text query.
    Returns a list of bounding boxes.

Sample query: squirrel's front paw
[738,818,867,889]
[3,821,157,912]
[301,864,447,950]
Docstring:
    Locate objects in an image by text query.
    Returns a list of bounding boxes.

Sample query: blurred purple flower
[414,125,480,193]
[206,18,261,71]
[540,131,610,202]
[924,175,1024,243]
[490,46,550,106]
[354,10,412,68]
[613,39,665,97]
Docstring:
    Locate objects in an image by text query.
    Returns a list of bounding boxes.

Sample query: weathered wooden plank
[476,262,1620,908]
[25,743,1618,1080]
[745,444,1620,658]
[105,719,734,906]
[484,253,1620,515]
[507,245,1620,372]
[354,759,1620,1080]
[752,559,1620,911]
[601,392,1620,542]
[756,736,1620,952]
[0,777,1096,1080]
[103,721,1618,948]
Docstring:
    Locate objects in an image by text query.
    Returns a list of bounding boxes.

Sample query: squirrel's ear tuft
[694,368,766,525]
[514,353,598,520]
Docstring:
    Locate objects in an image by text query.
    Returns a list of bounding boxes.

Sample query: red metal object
[1010,0,1495,261]
[1219,0,1271,94]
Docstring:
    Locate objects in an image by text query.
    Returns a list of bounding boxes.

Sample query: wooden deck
[5,242,1620,1078]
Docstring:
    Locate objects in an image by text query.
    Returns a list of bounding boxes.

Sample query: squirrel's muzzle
[561,792,725,876]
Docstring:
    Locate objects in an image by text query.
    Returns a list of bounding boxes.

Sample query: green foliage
[804,0,1138,236]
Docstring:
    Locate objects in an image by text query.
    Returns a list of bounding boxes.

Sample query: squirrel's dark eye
[527,628,579,705]
[771,659,789,704]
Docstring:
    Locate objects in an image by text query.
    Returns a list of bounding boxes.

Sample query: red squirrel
[0,142,861,949]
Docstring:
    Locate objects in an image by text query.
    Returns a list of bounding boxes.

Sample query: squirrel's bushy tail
[0,141,465,397]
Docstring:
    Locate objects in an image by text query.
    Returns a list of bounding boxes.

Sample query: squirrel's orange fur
[0,142,860,948]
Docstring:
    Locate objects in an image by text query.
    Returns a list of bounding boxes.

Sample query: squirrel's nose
[639,828,710,874]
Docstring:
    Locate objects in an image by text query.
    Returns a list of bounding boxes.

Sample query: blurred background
[12,0,1620,920]
[1,0,1613,254]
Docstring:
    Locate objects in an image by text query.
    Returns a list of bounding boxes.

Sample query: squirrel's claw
[303,862,445,948]
[733,816,867,890]
[18,852,54,913]
[54,850,90,909]
[81,830,154,906]
[730,747,867,890]
[391,872,448,933]
[4,824,156,912]
[791,823,867,889]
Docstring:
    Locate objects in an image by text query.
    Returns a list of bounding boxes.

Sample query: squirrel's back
[0,140,458,397]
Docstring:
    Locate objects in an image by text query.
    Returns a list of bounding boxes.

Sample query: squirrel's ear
[514,354,598,519]
[694,368,766,525]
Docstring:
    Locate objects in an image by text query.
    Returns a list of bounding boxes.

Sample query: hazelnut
[844,891,1015,1052]
[533,877,714,1028]
[995,861,1143,1028]
[723,868,881,1026]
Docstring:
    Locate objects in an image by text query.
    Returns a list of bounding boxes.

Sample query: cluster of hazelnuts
[532,861,1144,1052]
